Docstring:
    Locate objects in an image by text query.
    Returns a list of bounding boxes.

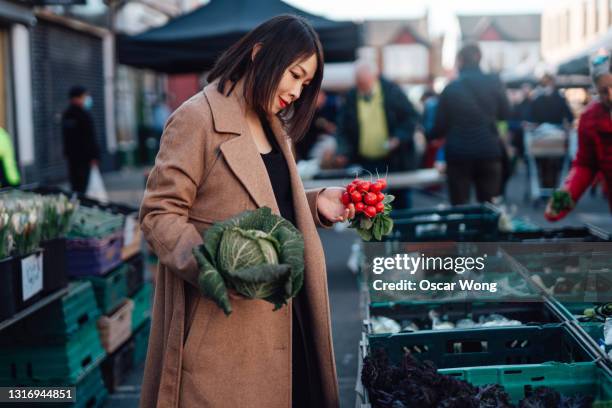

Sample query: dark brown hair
[207,14,324,142]
[457,42,482,69]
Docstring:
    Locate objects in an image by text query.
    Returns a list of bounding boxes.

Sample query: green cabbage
[192,207,305,316]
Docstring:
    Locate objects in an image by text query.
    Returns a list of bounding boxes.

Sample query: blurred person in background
[336,61,420,208]
[545,51,612,221]
[429,42,510,205]
[529,74,575,189]
[61,85,100,194]
[0,127,20,187]
[530,74,574,126]
[508,82,533,164]
[420,88,443,169]
[295,90,345,168]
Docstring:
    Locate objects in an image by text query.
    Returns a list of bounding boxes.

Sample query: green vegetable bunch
[550,190,574,214]
[193,207,305,316]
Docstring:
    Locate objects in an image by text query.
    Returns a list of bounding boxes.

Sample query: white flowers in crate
[0,191,79,257]
[0,207,12,260]
[40,194,79,241]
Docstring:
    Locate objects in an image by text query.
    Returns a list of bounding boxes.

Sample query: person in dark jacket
[336,62,420,174]
[430,43,510,205]
[61,86,100,193]
[530,74,574,126]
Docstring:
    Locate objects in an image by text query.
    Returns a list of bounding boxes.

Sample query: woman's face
[596,73,612,109]
[270,53,317,114]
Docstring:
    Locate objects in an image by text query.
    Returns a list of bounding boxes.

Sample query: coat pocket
[182,295,214,373]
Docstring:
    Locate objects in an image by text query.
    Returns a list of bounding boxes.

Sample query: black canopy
[116,0,361,73]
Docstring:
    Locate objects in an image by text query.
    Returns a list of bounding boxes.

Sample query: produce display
[68,206,124,239]
[193,207,304,315]
[342,177,394,241]
[0,191,78,258]
[370,312,522,334]
[362,349,593,408]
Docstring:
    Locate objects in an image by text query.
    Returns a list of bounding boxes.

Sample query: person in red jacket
[545,51,612,221]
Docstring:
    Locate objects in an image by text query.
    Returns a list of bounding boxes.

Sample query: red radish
[370,182,383,193]
[347,184,357,194]
[364,192,378,205]
[355,202,365,212]
[375,202,385,213]
[364,206,377,218]
[351,191,363,203]
[341,192,351,206]
[377,178,388,190]
[376,192,385,202]
[358,181,371,192]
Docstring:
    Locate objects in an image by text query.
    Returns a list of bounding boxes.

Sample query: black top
[430,67,510,161]
[260,120,296,226]
[61,104,100,164]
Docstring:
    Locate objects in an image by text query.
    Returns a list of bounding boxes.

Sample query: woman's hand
[317,187,355,223]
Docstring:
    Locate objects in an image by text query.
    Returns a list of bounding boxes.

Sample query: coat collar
[203,80,293,215]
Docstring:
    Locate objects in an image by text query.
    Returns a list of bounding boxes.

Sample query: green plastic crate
[0,282,101,346]
[439,362,612,407]
[82,263,129,315]
[390,203,501,242]
[131,282,152,330]
[368,325,594,369]
[0,321,106,383]
[133,319,151,367]
[43,367,108,408]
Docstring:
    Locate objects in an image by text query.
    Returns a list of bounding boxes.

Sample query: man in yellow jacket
[0,127,21,187]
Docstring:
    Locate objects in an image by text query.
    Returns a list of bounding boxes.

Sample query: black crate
[0,257,15,321]
[41,238,68,295]
[125,255,144,297]
[13,250,45,312]
[101,338,134,393]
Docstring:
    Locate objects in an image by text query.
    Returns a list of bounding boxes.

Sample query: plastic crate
[390,204,501,242]
[2,281,101,344]
[125,254,145,297]
[67,232,123,277]
[367,300,564,335]
[97,299,134,354]
[101,337,134,393]
[0,321,106,383]
[368,325,594,369]
[133,319,151,367]
[0,257,15,321]
[131,282,152,331]
[503,225,612,242]
[41,238,68,296]
[83,263,129,315]
[439,362,612,407]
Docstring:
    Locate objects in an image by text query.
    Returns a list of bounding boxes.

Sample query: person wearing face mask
[530,74,574,126]
[545,51,612,221]
[61,85,100,193]
[139,15,351,408]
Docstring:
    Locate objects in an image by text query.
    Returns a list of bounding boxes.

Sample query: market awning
[0,0,36,26]
[557,28,612,76]
[116,0,361,73]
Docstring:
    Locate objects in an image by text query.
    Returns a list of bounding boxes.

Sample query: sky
[285,0,551,35]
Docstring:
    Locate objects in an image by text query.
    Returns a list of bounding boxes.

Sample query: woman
[139,15,353,408]
[545,52,612,221]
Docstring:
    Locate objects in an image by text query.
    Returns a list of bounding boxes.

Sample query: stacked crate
[355,204,612,407]
[0,281,108,407]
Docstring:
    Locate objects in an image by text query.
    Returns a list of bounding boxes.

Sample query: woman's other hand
[317,187,355,223]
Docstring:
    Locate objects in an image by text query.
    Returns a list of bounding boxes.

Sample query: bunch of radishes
[341,178,394,241]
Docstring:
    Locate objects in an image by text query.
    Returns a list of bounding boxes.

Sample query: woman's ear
[251,43,263,62]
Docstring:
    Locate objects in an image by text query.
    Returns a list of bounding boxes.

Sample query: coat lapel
[204,82,279,214]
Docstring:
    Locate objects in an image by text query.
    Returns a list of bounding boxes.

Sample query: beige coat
[139,81,340,408]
